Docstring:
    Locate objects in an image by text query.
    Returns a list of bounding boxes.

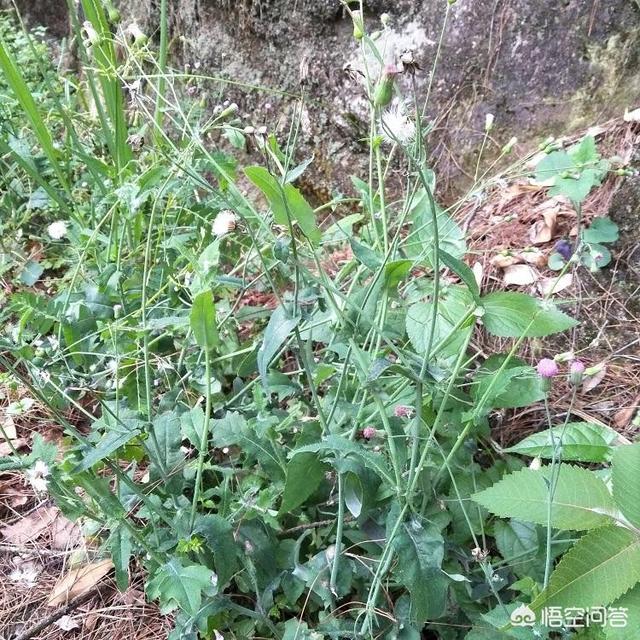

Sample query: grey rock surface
[8,0,640,196]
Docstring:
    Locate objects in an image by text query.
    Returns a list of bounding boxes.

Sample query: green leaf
[344,472,363,518]
[146,557,215,615]
[194,514,239,587]
[19,260,44,286]
[75,409,143,472]
[109,525,132,591]
[245,165,320,243]
[393,519,448,622]
[613,443,640,529]
[147,412,182,480]
[505,422,619,463]
[180,404,209,451]
[531,526,640,611]
[583,217,619,245]
[406,286,474,358]
[190,290,219,351]
[257,304,300,387]
[384,259,413,291]
[472,355,545,412]
[473,465,616,530]
[439,249,480,300]
[280,452,327,513]
[350,239,383,271]
[291,435,394,485]
[606,584,640,639]
[405,188,466,262]
[481,291,576,337]
[494,519,540,579]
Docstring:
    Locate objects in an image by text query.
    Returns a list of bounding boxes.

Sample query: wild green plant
[0,2,635,639]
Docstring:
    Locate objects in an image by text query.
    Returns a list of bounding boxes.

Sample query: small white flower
[47,220,68,240]
[26,460,50,493]
[10,561,41,587]
[212,210,238,237]
[380,101,416,145]
[529,457,542,471]
[485,113,495,131]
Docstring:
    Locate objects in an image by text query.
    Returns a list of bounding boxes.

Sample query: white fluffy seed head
[380,101,416,146]
[212,210,238,237]
[47,220,68,240]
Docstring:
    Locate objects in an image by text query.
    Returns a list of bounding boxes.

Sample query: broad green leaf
[494,519,540,579]
[190,290,219,350]
[384,259,413,291]
[613,443,640,529]
[506,422,619,463]
[257,304,299,386]
[344,472,363,518]
[606,584,640,639]
[481,291,576,337]
[531,526,640,611]
[180,404,209,451]
[472,355,545,412]
[245,165,320,243]
[280,452,327,513]
[405,188,466,261]
[194,514,239,586]
[583,217,619,245]
[393,519,448,622]
[146,558,215,615]
[473,465,616,530]
[406,285,474,359]
[147,412,183,481]
[291,435,394,485]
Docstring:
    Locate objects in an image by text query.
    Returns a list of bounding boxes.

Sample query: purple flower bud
[394,405,413,418]
[569,360,586,386]
[555,239,573,261]
[536,358,559,378]
[362,426,377,440]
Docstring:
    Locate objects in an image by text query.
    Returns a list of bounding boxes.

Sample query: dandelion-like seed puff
[380,101,416,146]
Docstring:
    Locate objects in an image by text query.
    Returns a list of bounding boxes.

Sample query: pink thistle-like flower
[536,358,559,378]
[394,405,413,418]
[362,426,377,440]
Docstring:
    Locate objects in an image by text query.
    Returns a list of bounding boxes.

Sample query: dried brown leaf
[491,253,521,268]
[538,273,573,296]
[1,506,59,545]
[47,559,114,607]
[518,247,546,267]
[503,264,538,286]
[582,364,607,393]
[51,513,82,550]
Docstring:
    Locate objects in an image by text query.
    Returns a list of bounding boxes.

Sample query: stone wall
[7,0,640,195]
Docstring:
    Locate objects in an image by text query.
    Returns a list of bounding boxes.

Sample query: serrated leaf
[531,526,640,611]
[194,514,238,587]
[180,405,209,451]
[505,422,618,462]
[393,519,448,622]
[473,465,616,530]
[147,412,182,481]
[190,290,219,350]
[481,291,576,337]
[257,304,300,387]
[146,558,215,615]
[613,443,640,529]
[280,452,327,513]
[494,519,540,579]
[606,584,640,639]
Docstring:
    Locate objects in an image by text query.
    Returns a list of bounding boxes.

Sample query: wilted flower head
[380,101,416,146]
[362,426,377,440]
[47,220,68,240]
[394,405,414,418]
[485,113,495,131]
[536,358,559,378]
[212,210,238,237]
[25,460,50,494]
[569,360,586,386]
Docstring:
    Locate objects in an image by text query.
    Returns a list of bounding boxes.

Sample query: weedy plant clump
[1,1,639,639]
